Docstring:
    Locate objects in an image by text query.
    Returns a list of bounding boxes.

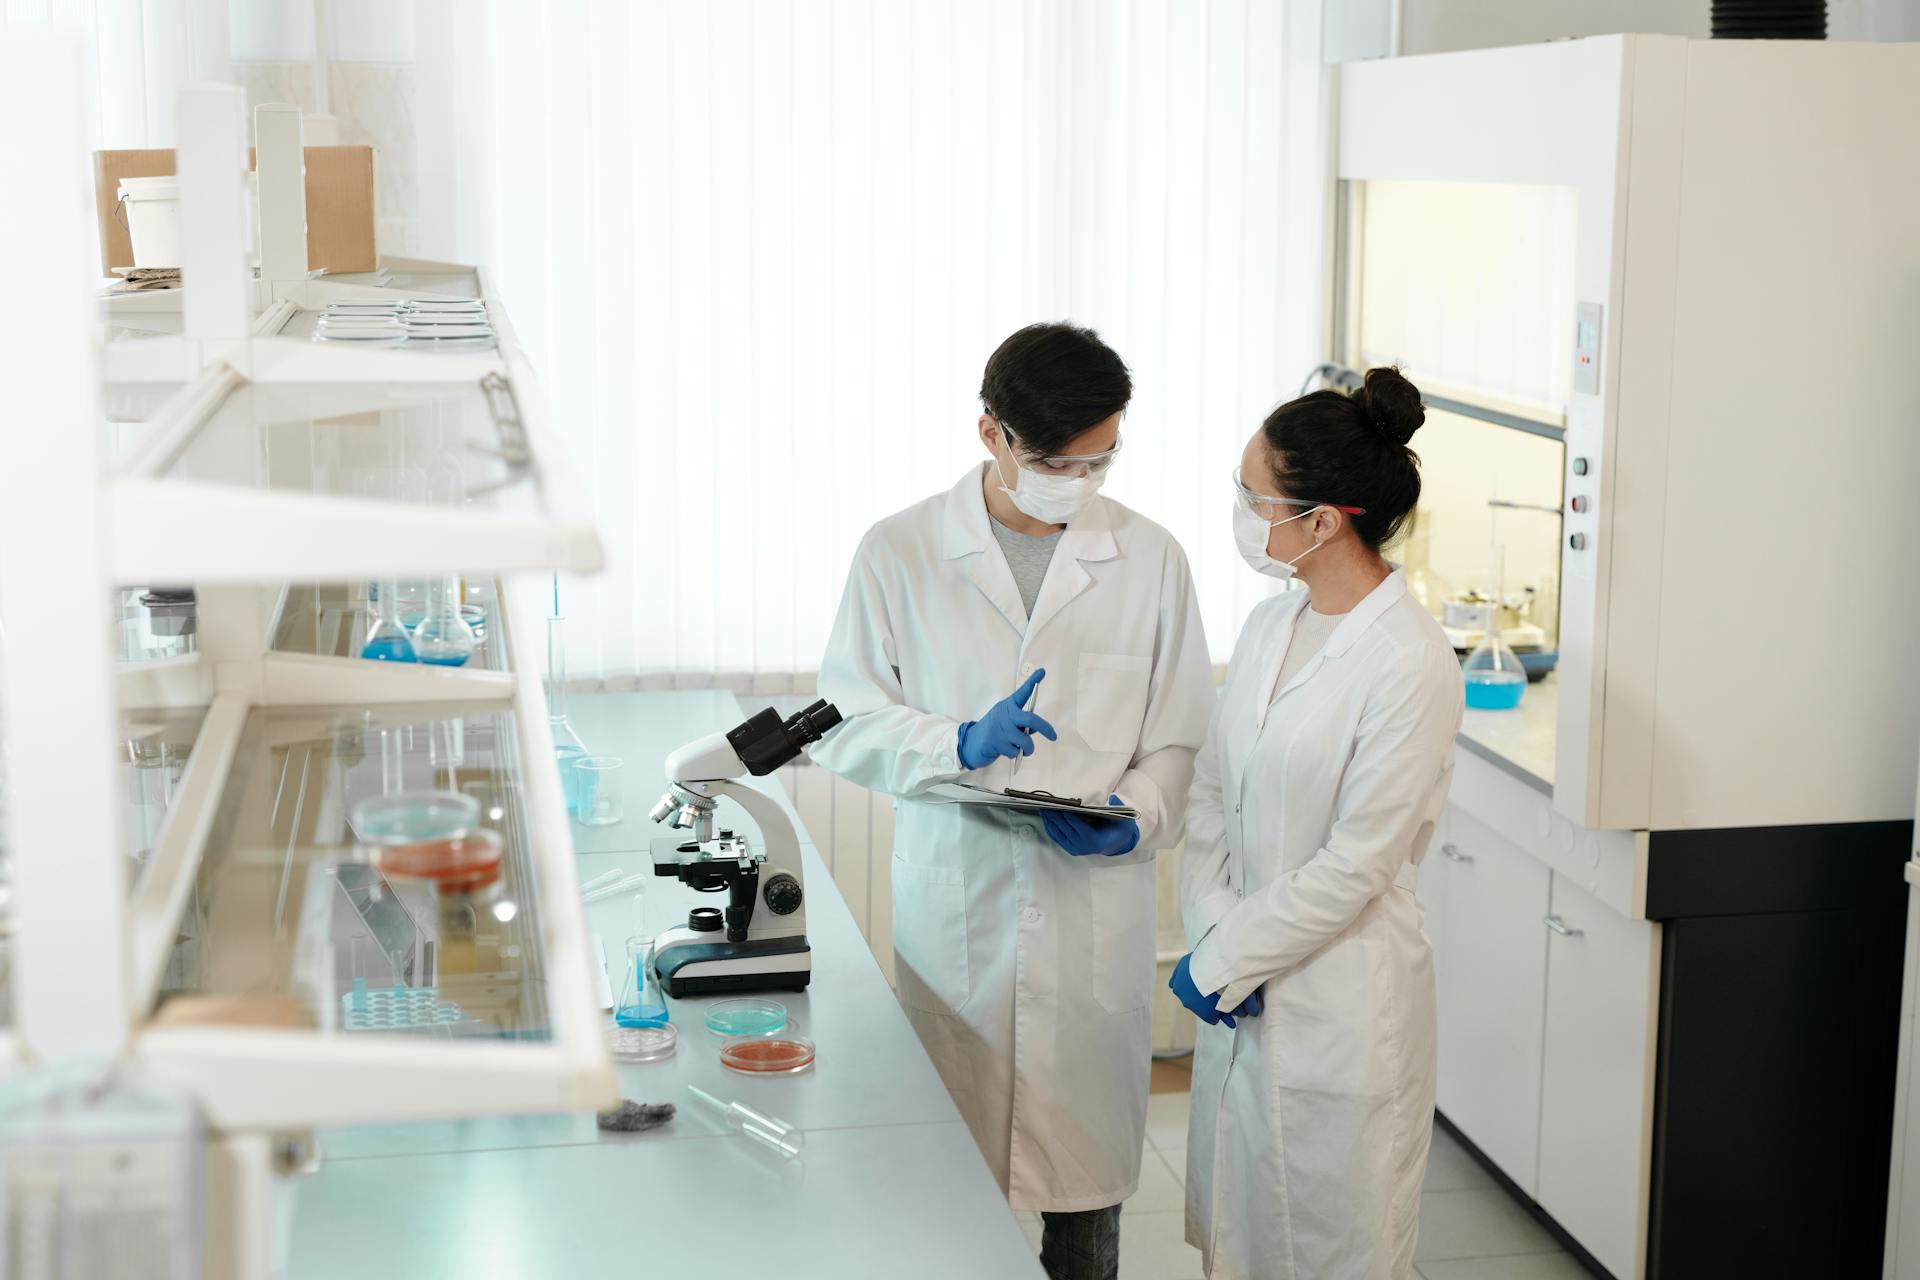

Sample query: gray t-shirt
[989,518,1064,619]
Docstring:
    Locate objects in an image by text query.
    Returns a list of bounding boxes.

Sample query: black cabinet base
[1645,821,1911,1279]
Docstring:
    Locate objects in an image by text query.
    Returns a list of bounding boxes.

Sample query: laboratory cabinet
[1340,33,1920,1278]
[1535,874,1658,1280]
[1425,746,1906,1280]
[1418,777,1658,1280]
[1338,35,1920,835]
[1423,806,1551,1194]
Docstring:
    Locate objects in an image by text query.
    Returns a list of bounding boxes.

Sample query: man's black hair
[979,322,1132,458]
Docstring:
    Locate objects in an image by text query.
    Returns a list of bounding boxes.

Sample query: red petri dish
[719,1033,817,1075]
[376,828,504,894]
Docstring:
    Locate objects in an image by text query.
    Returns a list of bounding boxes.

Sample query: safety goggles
[999,420,1125,477]
[1231,466,1365,519]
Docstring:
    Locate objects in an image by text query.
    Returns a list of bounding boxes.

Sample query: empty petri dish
[608,1023,678,1064]
[720,1032,816,1076]
[705,998,788,1038]
[351,790,479,846]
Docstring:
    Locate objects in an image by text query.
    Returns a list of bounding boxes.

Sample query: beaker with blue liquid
[547,610,592,815]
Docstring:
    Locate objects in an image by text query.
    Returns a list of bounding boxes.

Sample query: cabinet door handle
[1440,843,1473,863]
[1544,914,1583,937]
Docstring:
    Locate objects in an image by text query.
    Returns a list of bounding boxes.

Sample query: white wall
[1400,0,1706,55]
[1326,0,1918,62]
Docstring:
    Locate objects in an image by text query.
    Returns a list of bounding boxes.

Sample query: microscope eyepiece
[791,698,843,741]
[726,699,845,776]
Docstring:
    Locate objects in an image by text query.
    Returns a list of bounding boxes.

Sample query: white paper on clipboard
[921,783,1139,821]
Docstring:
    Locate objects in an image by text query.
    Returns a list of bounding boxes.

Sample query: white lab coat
[1180,570,1462,1280]
[813,464,1214,1212]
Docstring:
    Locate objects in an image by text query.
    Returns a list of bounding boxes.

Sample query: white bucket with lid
[118,173,263,273]
[118,174,181,269]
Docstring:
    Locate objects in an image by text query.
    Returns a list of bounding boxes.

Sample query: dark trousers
[1039,1205,1120,1280]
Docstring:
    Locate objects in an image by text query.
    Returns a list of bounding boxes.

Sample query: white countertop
[290,689,1042,1279]
[1458,672,1558,793]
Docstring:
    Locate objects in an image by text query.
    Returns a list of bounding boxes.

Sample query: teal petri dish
[705,998,789,1038]
[350,790,479,846]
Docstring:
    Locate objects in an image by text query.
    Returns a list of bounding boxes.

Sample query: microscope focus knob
[763,872,804,917]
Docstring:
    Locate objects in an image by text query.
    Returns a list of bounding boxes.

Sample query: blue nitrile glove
[956,669,1057,770]
[1042,795,1140,857]
[1229,989,1263,1019]
[1170,952,1236,1029]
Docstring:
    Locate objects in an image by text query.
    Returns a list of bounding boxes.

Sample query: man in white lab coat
[811,323,1213,1280]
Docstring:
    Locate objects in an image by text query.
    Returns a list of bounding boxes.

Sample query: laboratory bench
[1457,672,1556,795]
[290,689,1043,1279]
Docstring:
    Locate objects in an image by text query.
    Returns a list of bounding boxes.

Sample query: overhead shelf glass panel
[107,370,602,583]
[153,700,552,1044]
[272,580,511,674]
[157,379,535,513]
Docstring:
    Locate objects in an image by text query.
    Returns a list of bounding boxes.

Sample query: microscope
[646,699,843,997]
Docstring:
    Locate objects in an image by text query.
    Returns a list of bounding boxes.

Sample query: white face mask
[1233,501,1323,580]
[993,434,1108,525]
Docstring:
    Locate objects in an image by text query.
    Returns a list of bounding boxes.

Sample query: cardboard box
[94,145,377,276]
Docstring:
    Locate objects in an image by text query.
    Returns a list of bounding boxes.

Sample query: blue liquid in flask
[361,628,418,662]
[616,1000,670,1029]
[1464,671,1526,711]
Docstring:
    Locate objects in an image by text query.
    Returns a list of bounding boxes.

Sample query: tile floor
[1015,1071,1590,1280]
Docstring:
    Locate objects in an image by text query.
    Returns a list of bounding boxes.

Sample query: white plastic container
[117,173,261,272]
[119,174,181,268]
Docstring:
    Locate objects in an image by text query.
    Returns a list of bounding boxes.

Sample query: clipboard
[922,782,1139,822]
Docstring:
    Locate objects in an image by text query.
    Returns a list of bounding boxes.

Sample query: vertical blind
[414,0,1330,684]
[12,0,1332,681]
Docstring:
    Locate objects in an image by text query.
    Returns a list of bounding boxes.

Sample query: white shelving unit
[1,47,614,1278]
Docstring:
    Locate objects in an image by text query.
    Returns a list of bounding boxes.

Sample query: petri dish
[720,1033,816,1076]
[705,998,788,1038]
[351,789,479,846]
[608,1022,678,1064]
[376,828,503,893]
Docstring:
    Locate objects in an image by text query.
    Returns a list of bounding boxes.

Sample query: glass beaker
[615,935,670,1028]
[546,608,593,815]
[573,756,624,827]
[413,575,477,667]
[1462,628,1527,710]
[361,578,418,663]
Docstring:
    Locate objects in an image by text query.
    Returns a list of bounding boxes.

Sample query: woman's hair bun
[1357,366,1425,447]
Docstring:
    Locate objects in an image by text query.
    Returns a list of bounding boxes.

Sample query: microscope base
[653,933,812,998]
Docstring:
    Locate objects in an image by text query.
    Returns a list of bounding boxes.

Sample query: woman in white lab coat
[1173,367,1463,1280]
[812,324,1214,1280]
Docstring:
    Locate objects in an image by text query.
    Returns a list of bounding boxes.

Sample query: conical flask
[1462,532,1526,710]
[615,935,670,1028]
[414,575,476,667]
[361,578,418,662]
[1462,617,1527,710]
